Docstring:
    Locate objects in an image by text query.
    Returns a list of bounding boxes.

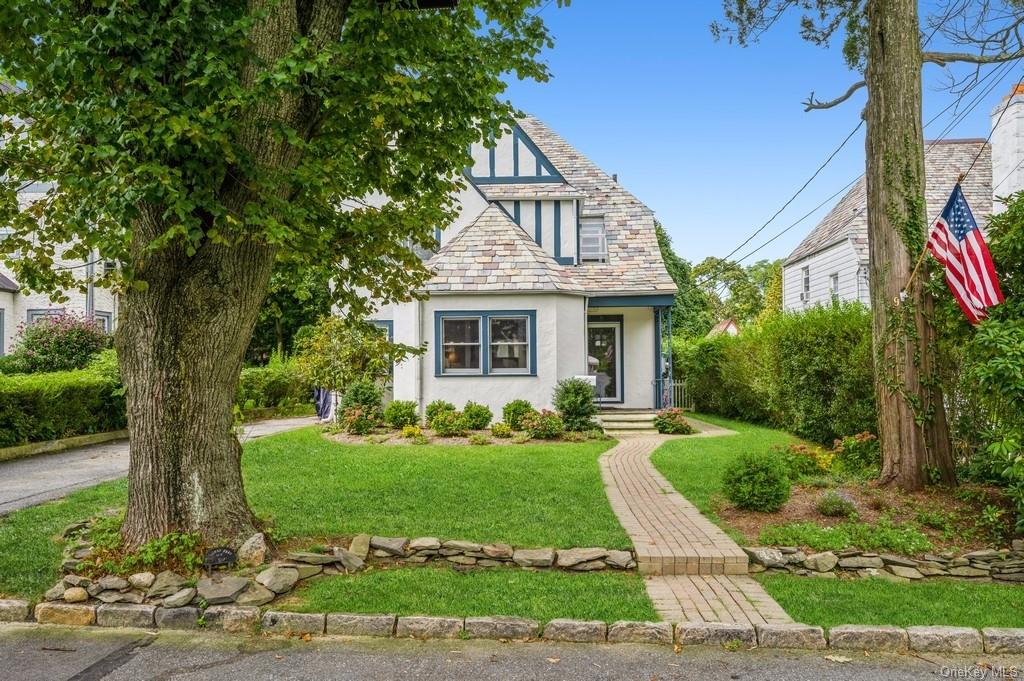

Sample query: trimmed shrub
[401,424,422,439]
[340,378,383,419]
[0,367,126,447]
[502,399,536,431]
[654,408,694,435]
[431,410,469,437]
[462,401,493,430]
[468,433,491,446]
[521,409,564,440]
[722,451,791,512]
[426,400,456,427]
[553,378,597,431]
[236,356,313,410]
[816,491,857,518]
[491,422,513,438]
[340,406,375,435]
[383,400,418,429]
[0,353,28,375]
[7,313,110,373]
[511,432,532,444]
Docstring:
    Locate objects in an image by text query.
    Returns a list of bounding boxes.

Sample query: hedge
[235,359,314,410]
[673,303,876,444]
[0,368,126,447]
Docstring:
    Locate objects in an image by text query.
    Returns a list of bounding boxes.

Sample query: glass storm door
[587,321,622,402]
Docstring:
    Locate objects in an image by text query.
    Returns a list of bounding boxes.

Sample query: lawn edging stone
[827,624,908,652]
[325,613,396,637]
[607,620,672,645]
[395,615,464,639]
[155,606,201,630]
[982,628,1024,654]
[907,625,984,653]
[756,623,827,650]
[262,611,326,635]
[95,603,156,628]
[542,619,607,643]
[675,621,756,647]
[465,615,540,641]
[0,599,31,622]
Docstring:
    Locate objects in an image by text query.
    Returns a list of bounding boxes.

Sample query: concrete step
[598,413,657,423]
[600,420,657,429]
[606,429,659,436]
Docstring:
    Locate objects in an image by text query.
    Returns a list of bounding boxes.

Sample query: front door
[587,320,622,403]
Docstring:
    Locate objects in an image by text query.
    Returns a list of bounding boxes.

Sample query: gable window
[829,273,839,295]
[441,318,481,374]
[580,217,608,263]
[435,310,536,377]
[800,266,810,302]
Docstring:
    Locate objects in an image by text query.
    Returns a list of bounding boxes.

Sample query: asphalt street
[1,625,1022,681]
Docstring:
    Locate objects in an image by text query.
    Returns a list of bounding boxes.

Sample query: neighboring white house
[367,115,678,416]
[782,83,1024,310]
[0,186,118,355]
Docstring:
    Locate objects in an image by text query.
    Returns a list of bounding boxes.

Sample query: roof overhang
[588,294,675,308]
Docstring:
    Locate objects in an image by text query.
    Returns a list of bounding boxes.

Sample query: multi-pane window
[801,266,810,293]
[580,217,608,263]
[441,317,481,374]
[94,311,113,333]
[489,316,529,373]
[830,273,840,295]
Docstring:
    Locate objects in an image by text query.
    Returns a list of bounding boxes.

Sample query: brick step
[605,429,659,436]
[636,553,749,576]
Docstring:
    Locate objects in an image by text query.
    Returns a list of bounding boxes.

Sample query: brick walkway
[600,426,792,625]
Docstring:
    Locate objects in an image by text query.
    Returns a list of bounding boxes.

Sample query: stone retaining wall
[744,542,1024,584]
[2,599,1022,654]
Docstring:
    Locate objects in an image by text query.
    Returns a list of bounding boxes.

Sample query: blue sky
[502,1,1015,265]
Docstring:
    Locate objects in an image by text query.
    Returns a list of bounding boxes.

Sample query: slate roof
[517,116,678,295]
[786,139,993,265]
[478,182,585,200]
[423,204,583,293]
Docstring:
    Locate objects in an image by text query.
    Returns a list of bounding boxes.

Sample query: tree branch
[803,80,866,111]
[923,48,1024,66]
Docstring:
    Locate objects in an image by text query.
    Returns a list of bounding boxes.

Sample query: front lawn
[759,573,1024,630]
[0,427,627,600]
[276,566,657,623]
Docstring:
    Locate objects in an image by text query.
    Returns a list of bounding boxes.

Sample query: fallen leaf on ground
[546,657,560,664]
[825,655,851,663]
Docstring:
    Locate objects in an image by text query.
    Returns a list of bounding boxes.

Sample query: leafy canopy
[0,0,556,315]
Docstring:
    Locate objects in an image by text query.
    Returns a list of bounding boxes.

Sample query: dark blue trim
[534,201,542,245]
[555,257,575,265]
[513,200,521,225]
[589,295,676,308]
[434,310,537,377]
[654,308,662,408]
[587,314,624,404]
[513,125,563,180]
[469,176,566,185]
[488,137,496,177]
[0,309,4,356]
[493,201,515,221]
[371,319,394,342]
[512,133,519,176]
[554,201,562,259]
[434,226,442,246]
[575,200,582,265]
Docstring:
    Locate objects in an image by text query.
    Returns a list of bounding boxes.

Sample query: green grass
[245,428,625,548]
[278,566,657,623]
[0,480,125,600]
[1,428,626,600]
[759,573,1024,630]
[650,415,799,540]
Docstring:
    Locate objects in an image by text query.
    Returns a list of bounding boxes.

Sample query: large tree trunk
[864,0,956,490]
[116,234,277,547]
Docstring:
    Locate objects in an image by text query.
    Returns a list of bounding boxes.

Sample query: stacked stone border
[2,600,1023,654]
[744,543,1024,584]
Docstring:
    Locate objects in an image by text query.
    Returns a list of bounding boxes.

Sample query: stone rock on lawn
[203,605,260,633]
[607,621,672,645]
[63,575,91,588]
[234,583,276,607]
[197,575,249,605]
[743,547,786,568]
[96,590,133,604]
[556,548,609,568]
[446,555,476,565]
[0,599,30,622]
[542,619,607,643]
[129,572,156,590]
[604,550,635,570]
[370,536,408,557]
[513,548,555,568]
[333,547,365,573]
[98,575,130,591]
[155,606,201,630]
[163,587,197,609]
[465,616,539,641]
[349,534,371,560]
[287,551,339,565]
[838,556,884,569]
[238,533,268,568]
[35,602,96,626]
[441,540,481,553]
[96,603,156,628]
[408,537,441,552]
[802,552,838,573]
[147,571,188,599]
[280,562,323,580]
[256,566,299,594]
[45,583,66,601]
[482,543,513,560]
[880,554,918,568]
[63,587,89,603]
[948,566,989,577]
[888,565,924,580]
[569,559,606,571]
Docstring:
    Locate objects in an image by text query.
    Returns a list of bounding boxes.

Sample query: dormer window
[580,217,608,263]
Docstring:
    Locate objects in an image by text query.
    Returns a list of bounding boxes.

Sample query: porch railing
[671,380,695,411]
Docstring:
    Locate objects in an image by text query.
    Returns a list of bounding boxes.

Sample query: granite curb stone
[396,616,464,639]
[675,622,756,647]
[827,624,908,651]
[261,611,326,635]
[756,623,827,649]
[325,613,396,637]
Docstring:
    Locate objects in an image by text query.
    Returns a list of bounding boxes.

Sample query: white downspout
[415,297,424,421]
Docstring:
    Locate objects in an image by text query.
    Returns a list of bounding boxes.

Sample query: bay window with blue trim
[435,310,536,377]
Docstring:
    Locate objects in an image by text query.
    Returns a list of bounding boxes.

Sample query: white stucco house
[782,84,1024,310]
[367,115,678,416]
[0,185,117,355]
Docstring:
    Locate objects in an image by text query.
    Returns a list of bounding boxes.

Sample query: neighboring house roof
[423,204,583,293]
[514,116,678,295]
[0,272,18,293]
[706,318,739,337]
[477,182,585,200]
[785,139,993,266]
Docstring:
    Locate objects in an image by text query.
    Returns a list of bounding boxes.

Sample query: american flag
[926,184,1004,324]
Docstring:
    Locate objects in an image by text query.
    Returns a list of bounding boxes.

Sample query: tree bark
[864,0,957,490]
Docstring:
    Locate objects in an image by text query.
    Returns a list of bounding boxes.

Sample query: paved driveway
[0,417,317,515]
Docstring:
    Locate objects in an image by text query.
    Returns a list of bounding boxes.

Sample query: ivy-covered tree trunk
[864,0,956,490]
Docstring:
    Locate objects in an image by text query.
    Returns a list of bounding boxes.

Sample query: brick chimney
[990,83,1024,212]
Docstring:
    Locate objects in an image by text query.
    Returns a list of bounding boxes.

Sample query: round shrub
[502,399,536,431]
[491,422,513,438]
[722,451,791,512]
[340,378,382,419]
[10,313,110,373]
[426,399,456,426]
[653,408,695,435]
[522,409,564,440]
[553,378,597,431]
[431,410,469,437]
[401,424,422,439]
[462,401,493,430]
[340,407,375,435]
[383,400,418,428]
[816,490,857,518]
[468,433,491,446]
